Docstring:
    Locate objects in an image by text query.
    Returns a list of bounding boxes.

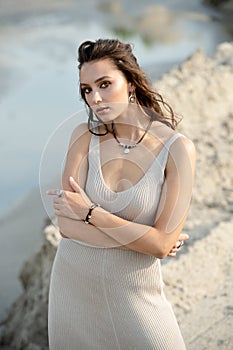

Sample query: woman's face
[80,58,133,123]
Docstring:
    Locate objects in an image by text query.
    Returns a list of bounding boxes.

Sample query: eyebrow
[80,76,111,86]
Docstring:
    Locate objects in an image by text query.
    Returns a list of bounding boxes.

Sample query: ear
[128,82,135,93]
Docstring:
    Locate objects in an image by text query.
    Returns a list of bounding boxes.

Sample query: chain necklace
[111,119,152,154]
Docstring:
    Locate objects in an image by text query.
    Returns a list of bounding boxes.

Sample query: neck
[112,118,152,149]
[112,107,151,142]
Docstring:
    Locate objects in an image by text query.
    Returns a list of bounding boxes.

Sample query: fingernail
[69,176,74,181]
[46,190,49,195]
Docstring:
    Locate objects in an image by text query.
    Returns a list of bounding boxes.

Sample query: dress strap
[87,134,100,174]
[157,132,185,167]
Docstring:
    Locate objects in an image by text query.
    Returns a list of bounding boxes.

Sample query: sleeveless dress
[48,132,186,350]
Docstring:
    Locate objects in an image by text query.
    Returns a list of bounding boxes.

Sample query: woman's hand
[167,233,189,257]
[47,176,92,221]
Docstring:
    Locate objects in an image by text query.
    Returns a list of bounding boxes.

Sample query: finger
[178,233,189,241]
[54,209,61,216]
[69,176,81,193]
[172,246,180,252]
[53,197,64,204]
[46,189,59,196]
[53,203,62,209]
[169,246,178,253]
[173,247,181,252]
[175,241,183,249]
[168,252,176,257]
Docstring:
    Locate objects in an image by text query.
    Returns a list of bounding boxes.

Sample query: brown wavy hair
[77,38,178,132]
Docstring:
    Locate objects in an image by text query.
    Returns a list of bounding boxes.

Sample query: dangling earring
[129,92,135,103]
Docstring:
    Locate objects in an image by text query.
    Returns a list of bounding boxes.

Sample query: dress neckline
[94,133,182,195]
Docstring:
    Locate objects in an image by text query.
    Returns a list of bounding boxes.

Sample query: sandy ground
[163,217,233,349]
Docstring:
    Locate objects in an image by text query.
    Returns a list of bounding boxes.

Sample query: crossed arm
[48,124,196,258]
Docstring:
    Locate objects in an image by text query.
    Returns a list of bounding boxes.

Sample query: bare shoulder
[149,121,177,143]
[150,121,196,156]
[69,122,91,146]
[167,134,196,178]
[172,134,196,161]
[66,122,91,160]
[63,123,91,189]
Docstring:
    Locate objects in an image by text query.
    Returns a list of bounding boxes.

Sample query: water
[0,0,232,321]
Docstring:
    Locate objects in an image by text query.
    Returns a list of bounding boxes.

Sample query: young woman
[47,39,196,349]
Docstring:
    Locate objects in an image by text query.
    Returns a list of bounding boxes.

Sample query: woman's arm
[58,215,188,254]
[51,130,195,258]
[88,136,196,258]
[51,122,124,247]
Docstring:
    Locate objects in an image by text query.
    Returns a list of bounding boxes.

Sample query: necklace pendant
[124,147,130,154]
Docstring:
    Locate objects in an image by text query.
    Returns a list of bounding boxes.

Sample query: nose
[92,90,102,105]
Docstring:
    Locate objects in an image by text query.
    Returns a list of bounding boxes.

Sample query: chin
[95,103,128,123]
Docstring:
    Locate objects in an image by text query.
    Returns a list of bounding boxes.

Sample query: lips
[95,106,110,115]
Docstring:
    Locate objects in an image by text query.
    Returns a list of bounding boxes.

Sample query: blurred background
[0,0,232,322]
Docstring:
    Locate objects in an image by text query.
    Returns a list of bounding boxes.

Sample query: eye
[81,87,92,94]
[100,81,111,89]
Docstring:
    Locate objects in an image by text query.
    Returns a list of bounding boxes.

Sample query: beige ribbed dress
[48,133,186,350]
